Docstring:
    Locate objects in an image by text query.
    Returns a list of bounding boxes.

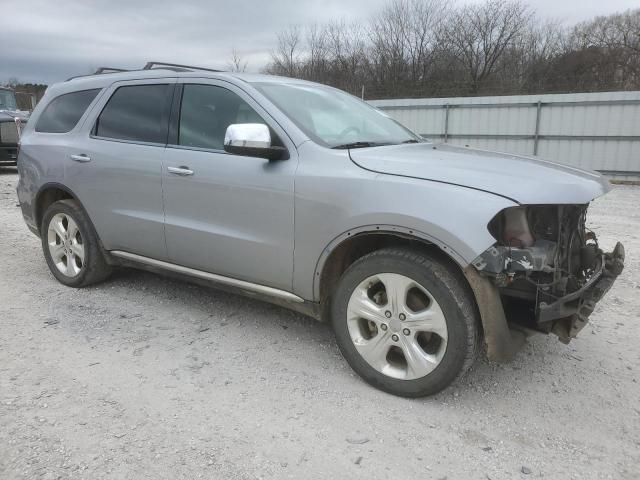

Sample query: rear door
[66,79,175,260]
[161,80,297,291]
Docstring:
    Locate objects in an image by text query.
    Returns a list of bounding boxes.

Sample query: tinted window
[35,89,100,133]
[96,84,172,143]
[178,85,265,150]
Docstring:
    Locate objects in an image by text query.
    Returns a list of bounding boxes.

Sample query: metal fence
[370,91,640,182]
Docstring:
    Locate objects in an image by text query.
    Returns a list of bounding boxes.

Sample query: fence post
[533,101,542,155]
[444,104,450,143]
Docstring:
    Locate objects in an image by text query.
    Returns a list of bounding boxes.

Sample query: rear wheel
[41,199,112,287]
[331,247,479,397]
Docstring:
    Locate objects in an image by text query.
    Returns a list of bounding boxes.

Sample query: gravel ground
[0,168,639,480]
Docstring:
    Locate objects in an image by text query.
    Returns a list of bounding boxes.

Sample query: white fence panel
[370,91,640,181]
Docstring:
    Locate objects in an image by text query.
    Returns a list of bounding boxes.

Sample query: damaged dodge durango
[17,62,625,397]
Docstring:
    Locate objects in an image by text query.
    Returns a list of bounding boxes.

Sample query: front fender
[292,143,518,301]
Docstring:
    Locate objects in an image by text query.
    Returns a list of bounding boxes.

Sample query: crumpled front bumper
[538,242,625,343]
[464,241,625,362]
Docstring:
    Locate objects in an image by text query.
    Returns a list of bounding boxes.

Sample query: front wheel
[331,248,479,397]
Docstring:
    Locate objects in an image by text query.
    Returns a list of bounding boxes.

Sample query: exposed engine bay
[472,205,625,343]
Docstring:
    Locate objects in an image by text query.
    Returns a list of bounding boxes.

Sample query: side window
[95,84,172,144]
[35,89,100,133]
[178,84,269,150]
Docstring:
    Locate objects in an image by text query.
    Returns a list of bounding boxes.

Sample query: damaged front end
[472,205,625,345]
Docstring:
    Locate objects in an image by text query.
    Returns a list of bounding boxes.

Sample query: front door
[162,81,297,291]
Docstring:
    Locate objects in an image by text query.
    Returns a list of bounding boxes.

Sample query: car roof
[59,69,317,94]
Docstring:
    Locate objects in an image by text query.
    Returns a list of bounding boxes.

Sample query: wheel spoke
[49,243,66,262]
[66,216,79,240]
[51,217,66,239]
[70,241,84,261]
[64,254,73,276]
[398,336,438,378]
[353,331,392,369]
[378,273,412,315]
[347,290,387,324]
[66,253,81,276]
[403,307,448,339]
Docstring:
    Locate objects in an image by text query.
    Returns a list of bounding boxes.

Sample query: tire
[41,199,112,287]
[331,247,479,397]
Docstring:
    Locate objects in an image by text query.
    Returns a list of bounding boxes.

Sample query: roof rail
[66,61,224,81]
[95,67,129,74]
[143,61,223,73]
[66,67,130,81]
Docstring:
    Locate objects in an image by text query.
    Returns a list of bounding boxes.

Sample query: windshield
[253,82,420,148]
[0,89,18,111]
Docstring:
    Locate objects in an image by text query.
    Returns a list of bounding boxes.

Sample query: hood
[349,143,610,204]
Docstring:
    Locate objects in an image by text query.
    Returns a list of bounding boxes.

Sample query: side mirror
[224,123,287,160]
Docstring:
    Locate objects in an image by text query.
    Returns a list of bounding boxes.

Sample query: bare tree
[572,9,640,88]
[228,48,248,73]
[404,0,448,82]
[263,1,639,98]
[498,18,567,93]
[367,0,448,96]
[4,77,20,89]
[266,25,302,76]
[575,9,640,54]
[324,21,368,92]
[306,23,329,81]
[369,0,412,87]
[441,0,532,93]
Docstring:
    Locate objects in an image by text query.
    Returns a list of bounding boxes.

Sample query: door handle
[70,154,91,163]
[167,166,194,176]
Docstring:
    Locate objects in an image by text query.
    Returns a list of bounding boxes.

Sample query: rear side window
[95,84,172,144]
[35,89,100,133]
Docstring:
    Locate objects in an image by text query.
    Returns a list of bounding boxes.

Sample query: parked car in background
[16,63,624,397]
[0,86,29,166]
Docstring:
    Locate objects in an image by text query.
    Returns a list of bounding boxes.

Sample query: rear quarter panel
[16,84,108,232]
[17,133,74,233]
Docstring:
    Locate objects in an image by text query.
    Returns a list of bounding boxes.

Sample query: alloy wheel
[346,273,448,380]
[47,213,85,277]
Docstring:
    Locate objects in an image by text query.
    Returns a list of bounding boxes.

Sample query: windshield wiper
[332,141,391,149]
[332,139,421,149]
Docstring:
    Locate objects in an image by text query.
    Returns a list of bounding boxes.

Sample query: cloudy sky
[1,0,638,85]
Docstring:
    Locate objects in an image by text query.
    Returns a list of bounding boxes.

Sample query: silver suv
[17,62,624,397]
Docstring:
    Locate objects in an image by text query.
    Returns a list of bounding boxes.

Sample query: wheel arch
[313,225,521,363]
[34,183,88,234]
[314,225,470,316]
